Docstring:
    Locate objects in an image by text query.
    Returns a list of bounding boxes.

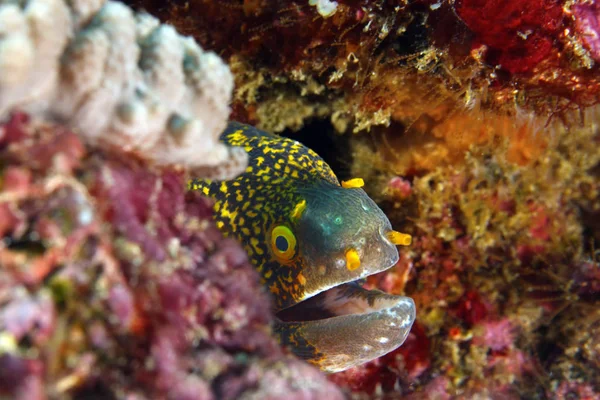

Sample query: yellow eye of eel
[271,225,297,261]
[189,121,415,373]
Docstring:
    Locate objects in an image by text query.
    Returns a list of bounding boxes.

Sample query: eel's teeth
[274,285,416,373]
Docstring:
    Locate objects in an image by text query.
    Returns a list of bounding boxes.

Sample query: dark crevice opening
[278,119,352,182]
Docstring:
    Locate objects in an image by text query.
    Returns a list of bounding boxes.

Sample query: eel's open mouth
[274,280,416,373]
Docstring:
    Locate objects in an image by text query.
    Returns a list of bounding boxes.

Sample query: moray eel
[189,122,416,372]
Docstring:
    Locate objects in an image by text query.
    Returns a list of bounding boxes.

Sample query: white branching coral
[0,0,247,179]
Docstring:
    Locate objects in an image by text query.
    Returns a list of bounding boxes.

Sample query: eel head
[273,181,416,372]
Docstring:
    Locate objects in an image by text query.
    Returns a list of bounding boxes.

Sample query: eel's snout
[274,283,416,373]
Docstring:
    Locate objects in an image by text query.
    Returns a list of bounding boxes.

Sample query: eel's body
[189,122,415,372]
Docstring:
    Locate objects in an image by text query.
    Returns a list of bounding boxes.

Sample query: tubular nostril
[380,225,395,246]
[386,230,412,246]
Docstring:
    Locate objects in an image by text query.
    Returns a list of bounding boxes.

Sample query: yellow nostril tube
[341,178,364,189]
[345,248,361,271]
[387,230,412,246]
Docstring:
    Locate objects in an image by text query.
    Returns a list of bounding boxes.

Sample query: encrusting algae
[189,121,416,372]
[329,107,600,397]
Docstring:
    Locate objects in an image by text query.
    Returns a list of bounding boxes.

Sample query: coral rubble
[0,113,344,399]
[0,0,246,179]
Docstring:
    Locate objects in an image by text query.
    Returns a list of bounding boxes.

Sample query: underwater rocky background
[123,0,600,398]
[0,0,343,398]
[0,113,343,399]
[1,0,600,399]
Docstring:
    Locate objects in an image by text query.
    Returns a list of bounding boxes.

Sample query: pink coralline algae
[0,113,343,399]
[387,177,413,200]
[471,319,514,351]
[554,381,599,400]
[571,1,600,62]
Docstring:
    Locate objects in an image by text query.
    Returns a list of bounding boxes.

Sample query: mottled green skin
[189,122,401,369]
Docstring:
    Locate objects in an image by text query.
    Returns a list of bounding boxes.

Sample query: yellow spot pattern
[189,122,340,310]
[291,200,307,221]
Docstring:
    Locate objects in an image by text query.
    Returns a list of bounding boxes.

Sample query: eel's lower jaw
[274,283,416,373]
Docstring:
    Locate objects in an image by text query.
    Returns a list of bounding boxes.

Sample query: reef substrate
[0,113,344,399]
[118,0,600,397]
[128,0,600,138]
[328,109,600,398]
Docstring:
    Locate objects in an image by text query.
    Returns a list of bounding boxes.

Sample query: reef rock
[0,113,344,399]
[0,0,246,179]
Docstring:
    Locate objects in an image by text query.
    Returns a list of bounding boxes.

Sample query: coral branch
[0,0,247,179]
